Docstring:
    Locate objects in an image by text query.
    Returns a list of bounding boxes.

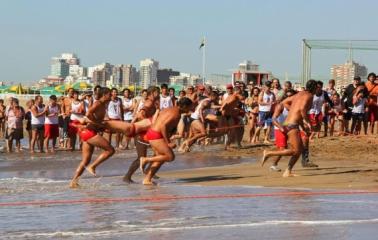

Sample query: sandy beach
[161,135,378,190]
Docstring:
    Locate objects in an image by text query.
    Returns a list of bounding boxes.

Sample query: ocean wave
[0,177,66,184]
[6,218,378,238]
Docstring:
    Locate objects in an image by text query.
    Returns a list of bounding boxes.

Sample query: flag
[199,38,205,49]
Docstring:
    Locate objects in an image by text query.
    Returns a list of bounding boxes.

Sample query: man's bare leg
[283,130,303,177]
[143,162,163,185]
[123,140,147,183]
[140,139,174,184]
[70,142,94,188]
[86,136,115,176]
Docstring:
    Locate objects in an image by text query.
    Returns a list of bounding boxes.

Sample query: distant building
[139,58,159,89]
[61,53,80,65]
[88,63,113,86]
[232,60,272,86]
[69,65,87,78]
[331,60,368,89]
[157,69,180,85]
[51,58,69,78]
[170,73,201,87]
[121,64,138,87]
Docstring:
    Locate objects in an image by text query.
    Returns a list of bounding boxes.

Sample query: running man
[260,80,317,177]
[140,97,193,185]
[69,87,115,188]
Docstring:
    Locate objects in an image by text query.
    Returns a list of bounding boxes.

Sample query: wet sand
[161,135,378,189]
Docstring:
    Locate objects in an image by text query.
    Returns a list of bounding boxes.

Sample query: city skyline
[1,0,378,84]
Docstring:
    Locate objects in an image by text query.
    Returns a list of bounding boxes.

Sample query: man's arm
[271,103,284,131]
[281,95,294,111]
[300,95,313,130]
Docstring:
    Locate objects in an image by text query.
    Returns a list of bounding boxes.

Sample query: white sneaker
[270,165,281,172]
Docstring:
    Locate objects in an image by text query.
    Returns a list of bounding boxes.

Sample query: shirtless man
[140,97,193,185]
[219,86,245,149]
[260,80,317,177]
[69,87,115,188]
[121,86,161,183]
[61,88,74,149]
[180,91,218,152]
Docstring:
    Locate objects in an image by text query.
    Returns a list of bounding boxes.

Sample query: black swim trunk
[31,124,44,132]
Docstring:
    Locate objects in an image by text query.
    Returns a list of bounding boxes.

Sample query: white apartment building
[330,61,368,89]
[139,58,159,89]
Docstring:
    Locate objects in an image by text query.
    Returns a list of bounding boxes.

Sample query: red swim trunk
[309,113,323,127]
[144,128,163,141]
[44,124,59,139]
[68,120,80,136]
[274,129,287,148]
[79,128,97,142]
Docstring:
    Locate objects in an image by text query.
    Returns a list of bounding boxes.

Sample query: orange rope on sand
[1,190,378,207]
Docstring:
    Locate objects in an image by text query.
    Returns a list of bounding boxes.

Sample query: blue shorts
[258,111,272,127]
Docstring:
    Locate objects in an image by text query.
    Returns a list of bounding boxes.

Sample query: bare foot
[142,179,157,185]
[263,140,270,144]
[140,157,147,174]
[86,166,97,177]
[261,150,268,166]
[282,169,300,177]
[152,175,160,180]
[69,180,80,188]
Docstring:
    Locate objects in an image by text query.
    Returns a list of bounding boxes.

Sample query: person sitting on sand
[261,79,317,177]
[140,97,193,185]
[69,87,115,188]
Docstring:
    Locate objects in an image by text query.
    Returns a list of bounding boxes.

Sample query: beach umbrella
[54,84,71,93]
[72,82,92,90]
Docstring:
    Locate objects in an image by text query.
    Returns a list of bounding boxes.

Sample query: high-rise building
[121,64,137,87]
[69,65,87,78]
[51,58,69,78]
[88,63,113,85]
[331,61,368,89]
[139,58,159,89]
[157,69,180,85]
[61,53,80,65]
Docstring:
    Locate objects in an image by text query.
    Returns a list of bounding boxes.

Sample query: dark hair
[306,80,318,93]
[367,72,376,80]
[73,90,79,95]
[179,90,186,95]
[123,88,130,94]
[98,87,111,98]
[316,80,324,87]
[264,81,272,87]
[94,85,102,91]
[177,97,193,108]
[147,86,160,96]
[169,87,175,92]
[141,89,147,94]
[50,95,57,101]
[0,99,3,103]
[328,79,335,84]
[354,76,361,81]
[160,84,168,89]
[286,89,297,96]
[284,81,292,86]
[111,88,118,92]
[210,91,219,97]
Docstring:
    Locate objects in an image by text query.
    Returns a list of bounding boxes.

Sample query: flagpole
[202,37,206,85]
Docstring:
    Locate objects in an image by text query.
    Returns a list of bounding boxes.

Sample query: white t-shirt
[259,92,274,112]
[70,101,84,121]
[123,98,134,121]
[31,105,45,125]
[309,94,325,115]
[160,95,173,110]
[107,98,122,119]
[45,105,59,125]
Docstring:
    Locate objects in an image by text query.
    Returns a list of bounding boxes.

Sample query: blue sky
[1,0,378,84]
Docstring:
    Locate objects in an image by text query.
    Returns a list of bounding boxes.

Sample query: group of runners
[0,72,377,187]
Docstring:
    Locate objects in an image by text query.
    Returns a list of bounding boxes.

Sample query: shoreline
[160,135,378,190]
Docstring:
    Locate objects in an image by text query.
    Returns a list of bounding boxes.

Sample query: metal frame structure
[301,39,378,85]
